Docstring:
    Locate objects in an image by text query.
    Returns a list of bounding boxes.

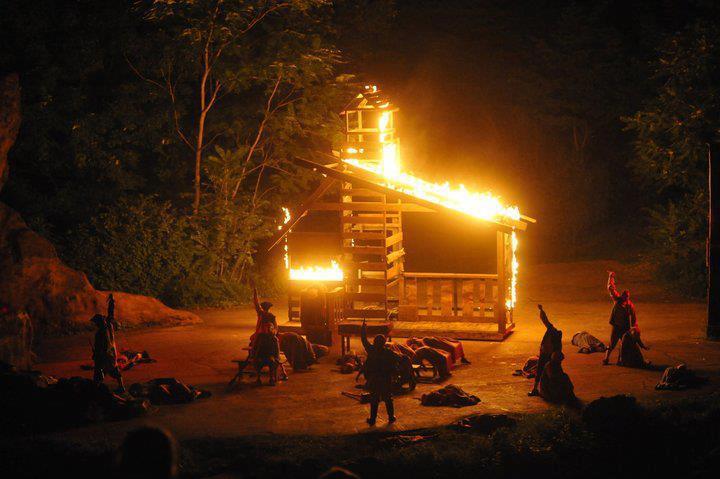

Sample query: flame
[280,207,291,270]
[506,231,519,310]
[289,260,344,282]
[342,112,521,224]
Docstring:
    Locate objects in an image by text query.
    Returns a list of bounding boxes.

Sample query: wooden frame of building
[268,87,534,340]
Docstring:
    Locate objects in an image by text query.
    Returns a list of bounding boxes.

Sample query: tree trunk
[708,144,720,339]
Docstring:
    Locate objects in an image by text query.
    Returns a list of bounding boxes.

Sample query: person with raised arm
[603,271,637,365]
[361,318,398,425]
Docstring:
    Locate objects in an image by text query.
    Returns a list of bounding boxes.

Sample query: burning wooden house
[269,86,534,342]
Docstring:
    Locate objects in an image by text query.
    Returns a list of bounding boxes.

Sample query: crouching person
[529,304,562,397]
[538,351,577,405]
[618,326,650,368]
[91,314,125,393]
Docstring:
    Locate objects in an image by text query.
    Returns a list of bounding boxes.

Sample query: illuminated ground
[34,260,719,442]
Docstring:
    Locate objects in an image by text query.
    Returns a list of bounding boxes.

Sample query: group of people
[89,271,653,425]
[527,271,652,404]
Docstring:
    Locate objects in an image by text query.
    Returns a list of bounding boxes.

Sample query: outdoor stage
[32,260,720,442]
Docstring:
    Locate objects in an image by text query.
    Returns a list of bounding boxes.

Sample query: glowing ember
[289,260,344,282]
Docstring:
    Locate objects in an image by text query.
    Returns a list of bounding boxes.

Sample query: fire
[506,231,519,310]
[342,111,521,223]
[280,207,291,270]
[289,260,344,282]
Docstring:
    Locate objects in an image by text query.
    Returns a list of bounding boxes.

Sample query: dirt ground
[33,260,719,442]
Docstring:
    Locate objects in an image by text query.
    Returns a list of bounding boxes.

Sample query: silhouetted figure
[116,426,178,479]
[91,314,125,393]
[538,350,577,404]
[361,318,398,425]
[250,285,277,345]
[319,466,361,479]
[528,304,562,397]
[107,293,115,322]
[618,326,650,368]
[603,272,637,365]
[248,284,285,384]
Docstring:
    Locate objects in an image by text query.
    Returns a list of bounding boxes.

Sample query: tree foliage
[625,20,720,295]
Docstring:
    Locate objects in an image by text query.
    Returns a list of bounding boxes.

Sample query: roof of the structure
[341,85,393,112]
[267,157,534,251]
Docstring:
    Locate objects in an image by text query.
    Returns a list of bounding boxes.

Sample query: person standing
[603,271,637,365]
[91,314,125,393]
[361,319,398,425]
[528,304,562,397]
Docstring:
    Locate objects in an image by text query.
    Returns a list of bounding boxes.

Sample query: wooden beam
[266,177,338,252]
[292,157,526,232]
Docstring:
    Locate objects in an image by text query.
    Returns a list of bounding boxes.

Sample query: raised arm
[361,319,372,353]
[538,304,553,330]
[607,272,621,300]
[252,287,261,315]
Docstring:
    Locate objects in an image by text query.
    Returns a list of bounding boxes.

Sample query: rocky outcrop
[0,73,20,190]
[0,72,200,335]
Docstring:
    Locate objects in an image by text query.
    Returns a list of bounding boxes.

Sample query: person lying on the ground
[408,337,471,364]
[278,332,317,371]
[91,314,125,393]
[571,331,607,354]
[528,304,562,397]
[603,271,637,365]
[618,326,650,368]
[361,318,398,425]
[387,341,415,359]
[538,351,577,405]
[413,346,453,379]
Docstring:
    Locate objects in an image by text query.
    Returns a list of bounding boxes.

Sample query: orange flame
[289,260,344,282]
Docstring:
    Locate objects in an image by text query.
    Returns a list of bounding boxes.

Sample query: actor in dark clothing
[603,271,637,365]
[529,304,562,397]
[361,319,398,425]
[107,293,115,322]
[91,314,125,392]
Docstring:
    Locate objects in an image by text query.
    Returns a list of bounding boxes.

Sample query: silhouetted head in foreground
[319,466,361,479]
[373,334,386,349]
[260,301,273,312]
[117,426,178,479]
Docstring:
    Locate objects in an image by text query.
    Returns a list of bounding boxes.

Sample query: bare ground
[32,260,719,442]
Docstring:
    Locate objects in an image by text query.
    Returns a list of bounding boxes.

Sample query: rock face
[0,72,200,335]
[0,73,20,190]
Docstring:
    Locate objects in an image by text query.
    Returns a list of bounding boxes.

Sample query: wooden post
[708,145,720,339]
[496,231,507,335]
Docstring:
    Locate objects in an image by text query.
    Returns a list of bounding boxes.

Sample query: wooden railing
[398,272,501,324]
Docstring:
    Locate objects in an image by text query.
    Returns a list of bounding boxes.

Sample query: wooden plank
[403,277,417,305]
[440,280,453,316]
[340,216,388,225]
[398,304,418,321]
[386,248,405,263]
[404,272,498,280]
[403,314,499,323]
[462,280,474,318]
[342,231,385,240]
[347,277,387,286]
[266,176,338,251]
[341,188,385,197]
[344,261,386,271]
[346,292,386,302]
[343,246,386,256]
[290,157,527,232]
[385,232,403,247]
[344,309,387,318]
[314,202,406,212]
